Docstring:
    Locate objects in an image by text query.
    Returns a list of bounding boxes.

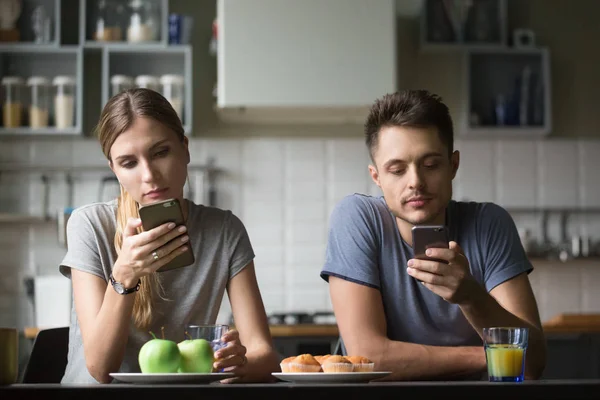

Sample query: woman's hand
[213,329,248,381]
[112,217,189,287]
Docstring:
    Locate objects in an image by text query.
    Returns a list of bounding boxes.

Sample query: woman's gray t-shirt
[58,199,254,383]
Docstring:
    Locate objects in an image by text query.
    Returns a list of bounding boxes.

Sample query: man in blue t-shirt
[320,90,546,381]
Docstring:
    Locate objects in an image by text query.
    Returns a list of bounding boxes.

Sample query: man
[320,90,546,381]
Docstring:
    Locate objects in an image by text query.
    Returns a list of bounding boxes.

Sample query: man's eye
[155,149,169,157]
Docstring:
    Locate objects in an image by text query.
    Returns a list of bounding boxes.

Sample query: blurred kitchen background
[1,0,600,379]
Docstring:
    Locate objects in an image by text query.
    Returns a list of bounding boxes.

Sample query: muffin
[280,356,296,373]
[287,354,322,373]
[314,354,331,365]
[345,356,375,372]
[320,355,354,373]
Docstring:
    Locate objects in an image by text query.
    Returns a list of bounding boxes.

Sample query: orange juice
[485,344,526,382]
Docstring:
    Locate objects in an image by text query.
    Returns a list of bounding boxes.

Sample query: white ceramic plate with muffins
[273,371,391,383]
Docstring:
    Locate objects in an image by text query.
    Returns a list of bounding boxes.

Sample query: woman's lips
[145,188,169,200]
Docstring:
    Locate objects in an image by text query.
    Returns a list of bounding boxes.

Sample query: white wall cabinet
[216,0,397,117]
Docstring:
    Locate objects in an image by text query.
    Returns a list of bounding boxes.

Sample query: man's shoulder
[335,192,387,212]
[451,200,511,219]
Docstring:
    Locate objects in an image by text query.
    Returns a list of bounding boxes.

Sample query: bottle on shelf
[111,75,134,97]
[159,74,185,122]
[26,76,51,128]
[52,76,76,129]
[1,76,24,128]
[134,75,159,92]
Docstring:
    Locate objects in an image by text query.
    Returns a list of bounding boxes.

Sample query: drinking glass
[185,324,229,352]
[483,327,529,382]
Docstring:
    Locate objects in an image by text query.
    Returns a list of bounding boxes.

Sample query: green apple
[177,338,214,373]
[138,330,181,373]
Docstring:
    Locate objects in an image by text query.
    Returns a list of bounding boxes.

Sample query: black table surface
[3,380,600,400]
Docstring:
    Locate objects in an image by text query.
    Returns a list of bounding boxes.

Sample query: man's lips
[404,197,432,207]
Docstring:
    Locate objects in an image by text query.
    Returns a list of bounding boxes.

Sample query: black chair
[22,327,69,383]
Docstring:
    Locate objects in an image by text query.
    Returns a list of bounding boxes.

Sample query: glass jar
[135,75,159,92]
[159,74,184,122]
[111,75,134,97]
[1,76,24,128]
[52,76,76,129]
[26,76,51,128]
[127,0,154,43]
[94,0,125,41]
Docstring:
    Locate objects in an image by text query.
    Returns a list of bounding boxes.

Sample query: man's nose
[407,166,425,190]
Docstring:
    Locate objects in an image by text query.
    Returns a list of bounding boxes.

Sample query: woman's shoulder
[69,200,117,228]
[187,200,242,226]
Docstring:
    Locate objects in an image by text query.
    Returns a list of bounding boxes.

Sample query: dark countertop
[3,380,600,400]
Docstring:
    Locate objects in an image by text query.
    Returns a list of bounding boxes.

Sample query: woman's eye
[122,161,136,169]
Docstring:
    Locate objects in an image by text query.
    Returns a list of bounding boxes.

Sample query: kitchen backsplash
[1,135,600,329]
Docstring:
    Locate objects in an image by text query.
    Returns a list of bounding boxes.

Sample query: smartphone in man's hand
[138,198,194,272]
[411,225,450,264]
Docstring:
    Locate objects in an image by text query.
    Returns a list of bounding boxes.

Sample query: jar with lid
[127,0,154,43]
[111,75,134,97]
[52,76,76,129]
[159,74,184,121]
[26,76,51,128]
[2,76,24,128]
[135,75,159,92]
[94,0,125,41]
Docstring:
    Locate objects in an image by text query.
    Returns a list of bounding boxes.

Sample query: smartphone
[138,198,194,272]
[411,225,450,264]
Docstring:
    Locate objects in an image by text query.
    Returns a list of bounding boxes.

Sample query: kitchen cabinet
[215,0,397,124]
[462,47,552,138]
[0,0,193,136]
[420,0,507,52]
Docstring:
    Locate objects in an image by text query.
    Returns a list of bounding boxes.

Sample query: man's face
[368,125,459,226]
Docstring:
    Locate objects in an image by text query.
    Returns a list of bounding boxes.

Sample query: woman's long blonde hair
[94,88,186,330]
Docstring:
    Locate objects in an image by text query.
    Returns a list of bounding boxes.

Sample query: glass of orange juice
[483,327,529,382]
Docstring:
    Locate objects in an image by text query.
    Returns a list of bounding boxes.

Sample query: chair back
[22,327,69,383]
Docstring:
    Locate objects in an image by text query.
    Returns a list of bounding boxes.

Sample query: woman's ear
[183,136,190,164]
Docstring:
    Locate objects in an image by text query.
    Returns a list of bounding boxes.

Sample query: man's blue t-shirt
[320,194,533,347]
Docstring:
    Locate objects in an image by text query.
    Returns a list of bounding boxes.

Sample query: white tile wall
[1,136,600,330]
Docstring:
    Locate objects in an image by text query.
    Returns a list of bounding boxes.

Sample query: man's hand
[406,241,481,304]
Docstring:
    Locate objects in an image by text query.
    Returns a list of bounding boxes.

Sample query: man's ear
[368,164,381,188]
[450,150,460,179]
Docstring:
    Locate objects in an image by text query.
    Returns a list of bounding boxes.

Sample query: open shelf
[462,47,552,137]
[420,0,507,52]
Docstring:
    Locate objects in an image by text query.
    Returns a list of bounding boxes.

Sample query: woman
[59,88,280,384]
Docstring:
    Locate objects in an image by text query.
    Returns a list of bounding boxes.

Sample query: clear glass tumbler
[483,327,529,382]
[185,324,229,352]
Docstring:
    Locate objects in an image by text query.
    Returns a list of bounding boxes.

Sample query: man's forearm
[357,339,486,381]
[458,285,546,379]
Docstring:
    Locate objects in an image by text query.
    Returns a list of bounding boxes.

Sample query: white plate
[110,372,235,384]
[272,371,391,383]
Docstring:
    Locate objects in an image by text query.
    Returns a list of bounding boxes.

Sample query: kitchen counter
[3,380,600,400]
[25,315,600,340]
[23,324,341,340]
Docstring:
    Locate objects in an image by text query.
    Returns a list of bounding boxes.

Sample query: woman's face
[109,116,189,206]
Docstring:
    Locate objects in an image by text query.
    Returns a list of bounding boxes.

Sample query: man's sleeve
[320,195,381,289]
[479,203,533,292]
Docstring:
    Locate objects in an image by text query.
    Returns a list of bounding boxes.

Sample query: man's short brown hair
[364,90,454,161]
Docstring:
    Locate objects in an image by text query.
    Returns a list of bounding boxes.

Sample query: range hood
[215,0,398,125]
